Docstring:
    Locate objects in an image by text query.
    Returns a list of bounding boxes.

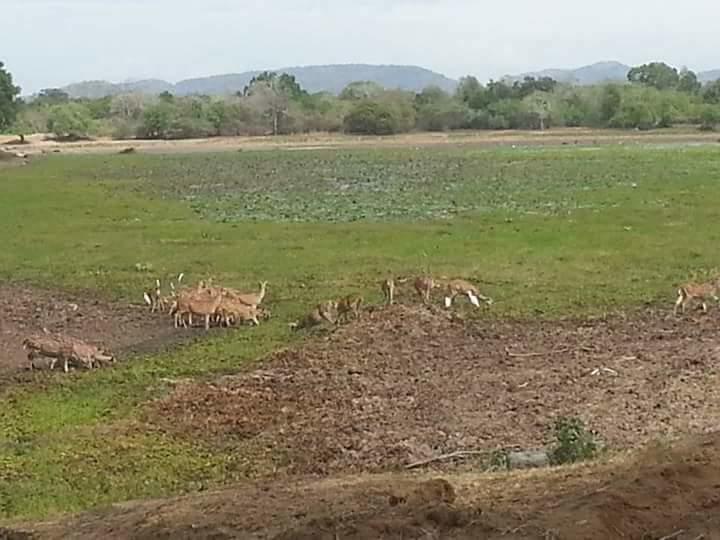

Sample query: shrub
[47,103,93,140]
[547,416,599,465]
[343,101,401,135]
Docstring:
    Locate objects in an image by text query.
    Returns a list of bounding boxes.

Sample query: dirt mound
[17,432,720,539]
[0,284,193,382]
[150,304,720,477]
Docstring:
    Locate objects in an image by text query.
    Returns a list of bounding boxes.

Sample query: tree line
[2,61,720,141]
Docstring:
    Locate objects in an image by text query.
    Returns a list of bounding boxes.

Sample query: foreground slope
[12,431,720,539]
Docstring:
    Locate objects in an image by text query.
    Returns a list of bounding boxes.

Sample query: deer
[413,276,441,305]
[144,273,184,314]
[336,294,363,323]
[231,281,269,308]
[674,279,720,315]
[381,278,396,305]
[443,279,493,309]
[217,296,263,327]
[173,288,224,330]
[23,333,114,372]
[289,300,338,330]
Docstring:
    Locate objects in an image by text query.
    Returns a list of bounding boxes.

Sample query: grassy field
[2,141,720,520]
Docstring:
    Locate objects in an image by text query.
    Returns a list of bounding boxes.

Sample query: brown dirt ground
[148,303,720,479]
[11,431,720,539]
[3,128,720,157]
[0,283,193,385]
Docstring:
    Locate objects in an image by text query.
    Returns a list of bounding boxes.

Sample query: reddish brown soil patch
[0,284,194,384]
[150,304,720,477]
[15,432,720,539]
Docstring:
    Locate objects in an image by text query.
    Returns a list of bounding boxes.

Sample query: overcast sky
[3,0,719,94]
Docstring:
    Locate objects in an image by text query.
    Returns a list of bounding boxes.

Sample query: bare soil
[0,283,193,383]
[3,128,719,157]
[12,431,720,539]
[149,303,720,478]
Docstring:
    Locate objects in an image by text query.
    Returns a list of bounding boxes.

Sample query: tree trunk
[272,111,278,136]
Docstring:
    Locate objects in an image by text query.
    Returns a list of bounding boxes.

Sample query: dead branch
[405,450,488,470]
[659,531,685,540]
[505,347,569,358]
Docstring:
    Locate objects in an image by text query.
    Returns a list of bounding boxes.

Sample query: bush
[416,102,468,131]
[547,416,599,465]
[47,103,93,139]
[699,105,720,131]
[343,101,401,135]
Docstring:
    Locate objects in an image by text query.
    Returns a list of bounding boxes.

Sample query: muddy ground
[0,284,193,384]
[149,303,720,478]
[11,431,720,539]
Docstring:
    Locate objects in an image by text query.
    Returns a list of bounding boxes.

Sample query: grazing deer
[381,278,395,305]
[289,300,338,330]
[23,334,114,372]
[336,294,363,323]
[173,289,224,330]
[674,279,720,315]
[413,276,440,305]
[444,279,493,308]
[217,297,264,327]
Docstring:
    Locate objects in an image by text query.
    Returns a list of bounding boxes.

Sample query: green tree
[524,91,552,130]
[139,102,174,138]
[699,105,720,131]
[35,88,70,106]
[599,84,622,124]
[455,76,490,110]
[514,76,557,98]
[677,68,701,94]
[343,101,401,135]
[702,80,720,104]
[627,62,679,90]
[47,103,93,139]
[0,61,21,132]
[243,71,307,135]
[339,81,384,101]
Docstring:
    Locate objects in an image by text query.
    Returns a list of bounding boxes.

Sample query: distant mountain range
[56,61,720,99]
[502,61,720,85]
[60,64,458,99]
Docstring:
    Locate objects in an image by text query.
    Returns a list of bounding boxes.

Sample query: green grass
[2,142,720,521]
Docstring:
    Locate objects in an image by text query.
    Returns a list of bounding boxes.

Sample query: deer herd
[20,268,719,374]
[140,272,494,332]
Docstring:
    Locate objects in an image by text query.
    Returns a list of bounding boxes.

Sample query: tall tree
[35,88,70,106]
[339,81,384,101]
[244,71,307,135]
[627,62,679,90]
[702,80,720,104]
[0,61,21,131]
[677,68,701,94]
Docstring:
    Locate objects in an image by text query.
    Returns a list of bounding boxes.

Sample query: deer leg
[467,291,481,307]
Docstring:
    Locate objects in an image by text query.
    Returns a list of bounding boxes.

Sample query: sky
[2,0,720,94]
